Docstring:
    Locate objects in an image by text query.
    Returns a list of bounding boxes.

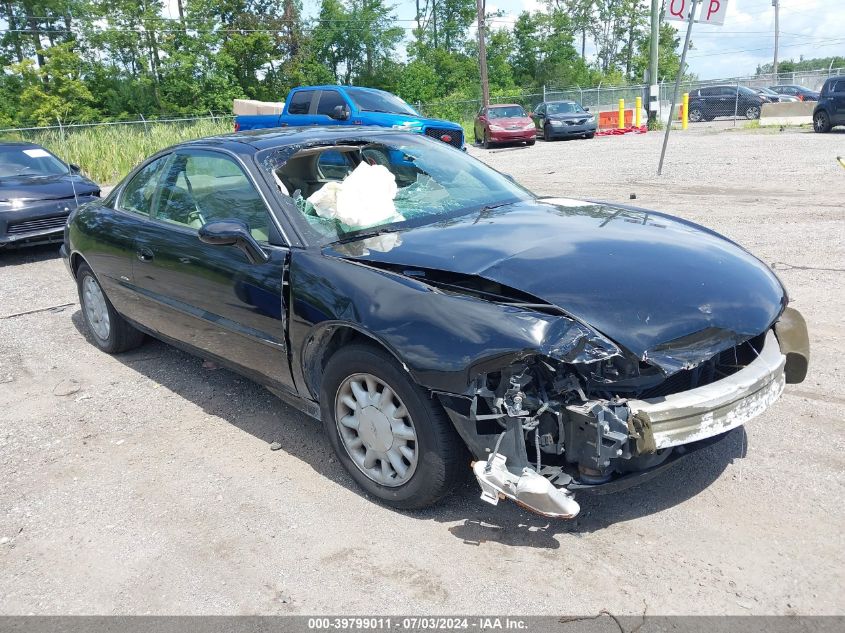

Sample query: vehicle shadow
[0,243,61,267]
[71,310,744,549]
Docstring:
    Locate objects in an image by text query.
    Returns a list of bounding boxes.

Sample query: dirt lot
[1,126,843,616]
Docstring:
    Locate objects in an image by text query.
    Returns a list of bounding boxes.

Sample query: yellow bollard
[635,96,642,128]
[618,99,625,129]
[682,92,689,130]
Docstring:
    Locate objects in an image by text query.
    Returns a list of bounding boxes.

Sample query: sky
[160,0,845,81]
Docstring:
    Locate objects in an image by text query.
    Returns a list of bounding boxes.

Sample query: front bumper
[0,196,96,248]
[548,121,597,137]
[629,329,786,450]
[489,128,535,142]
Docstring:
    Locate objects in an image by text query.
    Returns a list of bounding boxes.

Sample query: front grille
[567,118,588,126]
[637,333,767,399]
[424,127,464,148]
[7,215,67,235]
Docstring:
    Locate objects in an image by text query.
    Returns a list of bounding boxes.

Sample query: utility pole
[772,0,780,78]
[648,0,660,125]
[476,0,490,108]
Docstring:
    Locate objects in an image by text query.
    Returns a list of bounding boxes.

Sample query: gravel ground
[1,125,843,616]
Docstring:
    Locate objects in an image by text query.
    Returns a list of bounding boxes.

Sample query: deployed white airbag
[307,162,404,228]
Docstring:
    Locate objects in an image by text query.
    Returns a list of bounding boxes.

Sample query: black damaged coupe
[62,128,809,518]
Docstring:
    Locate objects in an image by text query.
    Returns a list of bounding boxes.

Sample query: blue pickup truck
[234,85,465,149]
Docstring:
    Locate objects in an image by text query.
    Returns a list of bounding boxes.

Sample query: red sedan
[474,104,536,148]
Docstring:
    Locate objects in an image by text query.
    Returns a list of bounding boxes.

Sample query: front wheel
[320,344,465,509]
[526,138,536,146]
[482,131,491,149]
[76,263,145,354]
[584,132,595,139]
[813,110,831,133]
[689,107,704,123]
[543,124,552,141]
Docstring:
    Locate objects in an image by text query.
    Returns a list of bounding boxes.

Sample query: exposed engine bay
[437,310,808,520]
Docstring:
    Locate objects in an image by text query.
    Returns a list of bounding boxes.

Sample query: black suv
[687,85,766,121]
[813,77,845,133]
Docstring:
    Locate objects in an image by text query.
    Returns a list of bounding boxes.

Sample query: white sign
[699,0,728,25]
[665,0,729,25]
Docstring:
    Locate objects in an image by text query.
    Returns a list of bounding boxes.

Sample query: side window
[831,80,843,94]
[288,90,314,115]
[316,90,346,116]
[699,87,716,97]
[119,155,170,216]
[155,152,272,243]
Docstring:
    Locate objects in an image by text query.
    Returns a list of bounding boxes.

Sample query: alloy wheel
[334,373,418,487]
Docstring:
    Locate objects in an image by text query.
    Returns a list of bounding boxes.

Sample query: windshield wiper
[334,223,404,245]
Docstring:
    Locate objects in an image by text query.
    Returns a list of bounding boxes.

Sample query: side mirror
[198,219,269,264]
[331,105,350,121]
[583,107,590,112]
[69,163,81,174]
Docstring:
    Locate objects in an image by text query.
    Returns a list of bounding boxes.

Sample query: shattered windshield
[262,135,533,246]
[345,88,417,115]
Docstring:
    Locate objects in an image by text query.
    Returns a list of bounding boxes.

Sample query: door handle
[136,247,154,262]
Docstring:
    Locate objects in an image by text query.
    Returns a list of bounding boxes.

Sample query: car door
[130,148,295,391]
[475,107,487,140]
[830,79,845,122]
[314,89,352,126]
[282,89,319,127]
[89,153,173,316]
[532,104,545,132]
[716,87,736,116]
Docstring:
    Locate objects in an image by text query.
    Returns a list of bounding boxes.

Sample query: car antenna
[67,156,80,209]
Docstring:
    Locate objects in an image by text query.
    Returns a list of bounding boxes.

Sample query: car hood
[325,198,786,369]
[547,112,592,121]
[0,174,99,201]
[488,117,533,127]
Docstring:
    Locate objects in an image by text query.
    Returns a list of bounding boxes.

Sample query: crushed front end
[438,307,809,519]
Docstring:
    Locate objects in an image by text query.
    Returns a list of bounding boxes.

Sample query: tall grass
[1,118,234,185]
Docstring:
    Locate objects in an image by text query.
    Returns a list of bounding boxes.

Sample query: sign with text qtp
[665,0,729,25]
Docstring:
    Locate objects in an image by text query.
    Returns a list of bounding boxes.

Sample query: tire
[689,107,704,123]
[526,138,536,146]
[745,105,761,120]
[543,124,552,141]
[320,343,465,510]
[813,110,831,133]
[76,263,145,354]
[482,131,491,149]
[585,132,595,139]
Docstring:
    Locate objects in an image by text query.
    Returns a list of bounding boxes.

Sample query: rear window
[288,90,313,115]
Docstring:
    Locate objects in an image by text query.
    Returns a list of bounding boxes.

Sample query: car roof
[0,140,42,149]
[175,126,414,154]
[294,85,391,95]
[488,103,522,108]
[545,100,577,104]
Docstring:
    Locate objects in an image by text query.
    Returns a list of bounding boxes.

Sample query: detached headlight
[550,120,563,126]
[523,122,536,130]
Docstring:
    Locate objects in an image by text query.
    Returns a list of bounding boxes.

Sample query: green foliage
[0,0,685,131]
[756,56,845,75]
[2,118,233,184]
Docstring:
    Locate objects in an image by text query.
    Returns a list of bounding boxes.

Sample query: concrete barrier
[233,99,285,115]
[760,101,815,126]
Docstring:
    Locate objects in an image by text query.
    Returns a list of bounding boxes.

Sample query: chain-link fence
[417,67,844,133]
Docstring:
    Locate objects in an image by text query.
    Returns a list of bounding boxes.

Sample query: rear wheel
[320,344,465,509]
[745,105,761,120]
[76,263,144,354]
[813,110,831,133]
